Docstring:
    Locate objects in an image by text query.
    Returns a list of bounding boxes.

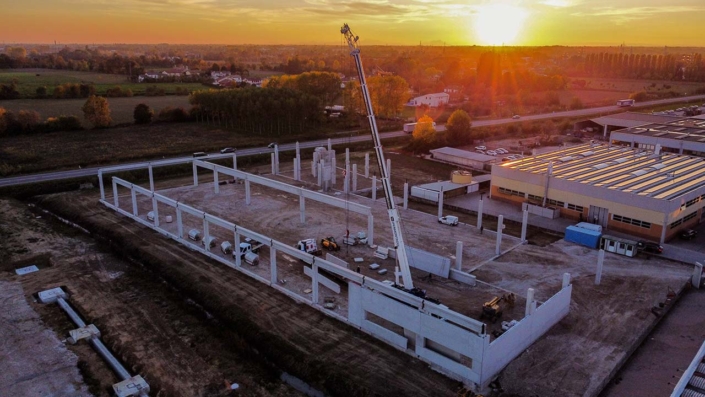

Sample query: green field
[0,96,191,126]
[0,69,206,98]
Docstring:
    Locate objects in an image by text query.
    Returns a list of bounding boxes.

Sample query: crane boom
[340,23,414,289]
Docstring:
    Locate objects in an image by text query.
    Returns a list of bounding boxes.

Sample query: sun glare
[473,4,527,45]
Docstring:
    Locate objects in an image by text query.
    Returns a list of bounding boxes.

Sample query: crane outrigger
[340,23,415,290]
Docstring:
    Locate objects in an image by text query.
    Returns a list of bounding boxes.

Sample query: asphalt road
[2,94,705,188]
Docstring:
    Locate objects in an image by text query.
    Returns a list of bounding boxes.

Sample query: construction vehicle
[295,238,322,256]
[341,23,414,290]
[234,240,261,266]
[321,236,340,251]
[480,293,516,323]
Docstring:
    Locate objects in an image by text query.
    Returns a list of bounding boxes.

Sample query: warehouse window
[685,197,700,208]
[613,214,651,229]
[567,203,584,212]
[670,218,683,228]
[527,194,543,202]
[546,199,565,207]
[671,212,697,229]
[684,212,697,222]
[498,187,525,198]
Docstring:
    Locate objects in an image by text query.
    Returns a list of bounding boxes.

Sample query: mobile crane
[341,23,415,290]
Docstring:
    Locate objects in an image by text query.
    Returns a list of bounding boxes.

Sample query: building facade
[491,143,705,242]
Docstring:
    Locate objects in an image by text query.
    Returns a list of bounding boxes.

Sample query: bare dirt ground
[0,198,299,396]
[487,240,692,397]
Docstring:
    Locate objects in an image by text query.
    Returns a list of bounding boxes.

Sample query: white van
[438,215,459,226]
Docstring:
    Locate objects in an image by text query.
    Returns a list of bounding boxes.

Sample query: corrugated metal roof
[430,147,496,162]
[501,143,705,201]
[590,112,683,128]
[417,180,472,192]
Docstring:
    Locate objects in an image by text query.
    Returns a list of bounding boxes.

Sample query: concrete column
[148,163,154,192]
[176,206,183,238]
[293,158,298,180]
[437,186,444,218]
[312,152,318,177]
[455,241,463,271]
[367,214,374,247]
[317,161,323,186]
[312,262,319,304]
[213,170,219,194]
[152,196,160,227]
[270,153,276,174]
[131,188,138,216]
[193,162,198,186]
[403,182,409,209]
[331,153,337,184]
[562,273,571,289]
[477,199,484,230]
[345,148,350,168]
[495,215,504,255]
[245,179,251,205]
[112,179,119,208]
[352,164,358,191]
[365,153,370,178]
[344,163,350,193]
[603,124,608,138]
[235,232,241,267]
[274,145,280,175]
[693,262,702,288]
[386,158,391,176]
[271,247,277,285]
[202,216,209,251]
[595,249,605,285]
[98,170,105,201]
[525,288,535,317]
[299,188,305,224]
[232,154,237,170]
[328,138,332,151]
[372,176,377,201]
[521,209,529,242]
[296,141,300,161]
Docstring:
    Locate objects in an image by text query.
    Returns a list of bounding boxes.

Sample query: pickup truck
[438,215,459,226]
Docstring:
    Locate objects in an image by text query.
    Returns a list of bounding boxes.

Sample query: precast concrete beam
[192,162,198,186]
[148,164,154,192]
[495,215,504,255]
[521,210,529,242]
[477,199,484,230]
[131,189,138,216]
[365,153,370,178]
[372,176,377,201]
[112,178,119,208]
[456,241,463,271]
[386,158,391,176]
[367,214,374,247]
[403,182,408,209]
[99,170,105,201]
[213,170,219,194]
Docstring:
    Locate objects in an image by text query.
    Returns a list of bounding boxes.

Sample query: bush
[175,86,190,96]
[569,97,584,110]
[0,83,20,100]
[53,83,95,99]
[145,85,166,96]
[44,115,83,132]
[133,103,153,124]
[17,110,41,132]
[158,106,190,122]
[106,86,134,98]
[82,95,112,128]
[36,86,48,98]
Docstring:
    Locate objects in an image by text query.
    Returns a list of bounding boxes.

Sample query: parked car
[486,150,497,156]
[637,240,663,254]
[679,229,698,240]
[476,150,486,154]
[193,152,207,158]
[438,215,459,226]
[512,115,521,119]
[497,148,507,154]
[220,147,236,154]
[475,146,487,151]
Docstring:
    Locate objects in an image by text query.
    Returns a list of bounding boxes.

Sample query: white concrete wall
[480,285,572,379]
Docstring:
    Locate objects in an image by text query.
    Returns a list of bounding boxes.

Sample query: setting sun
[474,4,528,45]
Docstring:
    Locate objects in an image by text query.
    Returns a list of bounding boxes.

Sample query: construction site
[0,25,702,397]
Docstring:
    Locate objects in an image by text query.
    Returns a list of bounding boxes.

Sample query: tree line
[567,52,705,82]
[189,87,323,136]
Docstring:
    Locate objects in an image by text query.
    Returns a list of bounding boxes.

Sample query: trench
[29,201,331,397]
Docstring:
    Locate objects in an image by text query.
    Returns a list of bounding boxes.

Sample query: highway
[2,93,704,188]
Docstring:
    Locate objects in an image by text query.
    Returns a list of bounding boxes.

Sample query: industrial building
[411,170,489,203]
[407,92,450,107]
[491,143,705,242]
[574,112,683,138]
[430,147,496,170]
[610,116,705,157]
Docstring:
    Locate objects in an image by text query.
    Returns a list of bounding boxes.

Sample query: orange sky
[1,0,704,46]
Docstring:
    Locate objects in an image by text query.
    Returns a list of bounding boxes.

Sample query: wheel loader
[321,236,340,251]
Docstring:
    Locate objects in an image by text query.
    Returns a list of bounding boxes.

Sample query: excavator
[480,293,516,323]
[320,236,340,251]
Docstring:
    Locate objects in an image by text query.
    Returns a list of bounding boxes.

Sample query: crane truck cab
[438,215,459,226]
[295,238,322,256]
